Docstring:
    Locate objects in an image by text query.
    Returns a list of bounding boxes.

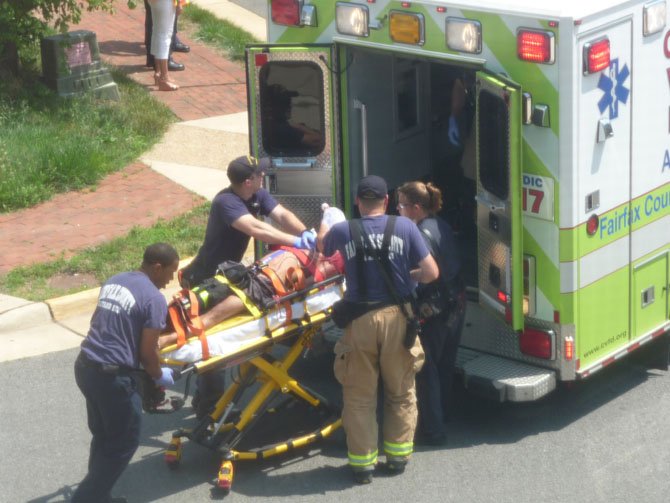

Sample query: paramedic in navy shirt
[72,242,180,503]
[179,155,316,288]
[178,155,316,417]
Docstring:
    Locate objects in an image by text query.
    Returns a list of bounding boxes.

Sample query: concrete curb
[0,300,53,332]
[44,257,195,322]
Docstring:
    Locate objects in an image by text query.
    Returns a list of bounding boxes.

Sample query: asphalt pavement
[3,3,670,502]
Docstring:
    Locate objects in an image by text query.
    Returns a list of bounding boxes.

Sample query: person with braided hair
[396,180,466,446]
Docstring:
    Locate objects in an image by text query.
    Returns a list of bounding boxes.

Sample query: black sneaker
[353,470,373,484]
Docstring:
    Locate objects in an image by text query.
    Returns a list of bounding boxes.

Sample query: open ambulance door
[245,45,339,233]
[475,72,524,331]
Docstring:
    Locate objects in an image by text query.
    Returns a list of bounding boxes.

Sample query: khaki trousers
[333,304,424,470]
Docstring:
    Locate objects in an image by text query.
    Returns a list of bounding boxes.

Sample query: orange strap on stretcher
[168,290,210,360]
[259,265,293,320]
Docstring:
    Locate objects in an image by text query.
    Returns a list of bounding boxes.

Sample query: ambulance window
[258,61,326,158]
[478,89,509,200]
[393,58,422,139]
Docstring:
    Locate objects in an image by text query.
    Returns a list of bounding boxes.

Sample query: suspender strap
[349,219,368,297]
[350,216,415,321]
[349,216,401,302]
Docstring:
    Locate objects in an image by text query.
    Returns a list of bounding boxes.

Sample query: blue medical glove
[154,367,175,387]
[448,114,461,146]
[300,229,317,249]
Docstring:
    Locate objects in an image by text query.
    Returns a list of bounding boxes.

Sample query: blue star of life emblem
[597,58,629,119]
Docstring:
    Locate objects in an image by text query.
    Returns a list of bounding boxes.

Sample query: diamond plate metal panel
[461,302,566,373]
[462,354,556,402]
[271,195,334,231]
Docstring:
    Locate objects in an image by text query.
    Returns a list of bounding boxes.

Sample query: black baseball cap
[356,175,388,200]
[227,156,271,184]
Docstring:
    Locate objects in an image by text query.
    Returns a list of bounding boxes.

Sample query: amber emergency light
[389,11,424,45]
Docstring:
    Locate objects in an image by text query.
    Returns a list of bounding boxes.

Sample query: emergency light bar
[517,29,555,64]
[336,2,370,37]
[644,0,667,36]
[583,38,610,74]
[446,17,482,54]
[389,11,425,45]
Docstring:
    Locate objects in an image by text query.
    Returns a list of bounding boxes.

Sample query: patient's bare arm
[158,296,246,349]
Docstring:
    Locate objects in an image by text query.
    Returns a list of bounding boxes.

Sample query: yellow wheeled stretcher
[159,275,345,494]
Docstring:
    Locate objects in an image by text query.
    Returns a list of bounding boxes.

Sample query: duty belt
[76,352,134,376]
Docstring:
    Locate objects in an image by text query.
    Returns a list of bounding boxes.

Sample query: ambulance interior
[342,46,479,288]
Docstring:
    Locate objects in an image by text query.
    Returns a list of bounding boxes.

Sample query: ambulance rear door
[475,72,524,331]
[246,45,339,231]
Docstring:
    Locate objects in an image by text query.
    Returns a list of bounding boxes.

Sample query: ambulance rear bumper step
[456,348,556,402]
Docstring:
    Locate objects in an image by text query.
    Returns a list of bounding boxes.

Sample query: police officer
[72,243,180,503]
[397,181,466,446]
[322,175,439,484]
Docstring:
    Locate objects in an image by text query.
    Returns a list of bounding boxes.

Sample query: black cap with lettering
[227,156,271,184]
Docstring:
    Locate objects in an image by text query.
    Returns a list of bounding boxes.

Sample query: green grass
[0,203,210,301]
[0,10,259,300]
[0,67,175,212]
[181,4,260,61]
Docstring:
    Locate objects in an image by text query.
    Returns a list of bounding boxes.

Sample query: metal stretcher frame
[159,276,345,494]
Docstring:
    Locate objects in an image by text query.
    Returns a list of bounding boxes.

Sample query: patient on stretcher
[158,207,345,350]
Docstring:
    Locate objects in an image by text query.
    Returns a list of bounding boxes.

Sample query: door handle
[353,99,369,176]
[273,159,316,169]
[475,194,506,212]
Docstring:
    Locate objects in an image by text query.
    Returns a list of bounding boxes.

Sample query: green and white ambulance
[245,0,670,401]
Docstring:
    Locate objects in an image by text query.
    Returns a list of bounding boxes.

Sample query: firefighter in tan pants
[321,175,439,484]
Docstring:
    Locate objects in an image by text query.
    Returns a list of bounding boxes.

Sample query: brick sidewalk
[0,3,249,273]
[73,1,249,120]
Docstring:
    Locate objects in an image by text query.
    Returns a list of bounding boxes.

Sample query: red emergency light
[271,0,301,26]
[520,327,553,359]
[517,29,555,64]
[584,38,610,74]
[586,214,599,236]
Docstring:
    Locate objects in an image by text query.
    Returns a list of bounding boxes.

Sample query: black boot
[168,57,185,71]
[171,37,190,53]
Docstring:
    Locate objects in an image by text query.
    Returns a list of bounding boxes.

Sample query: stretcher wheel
[164,436,182,470]
[215,460,234,494]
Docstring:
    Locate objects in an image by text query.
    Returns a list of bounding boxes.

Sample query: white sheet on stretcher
[163,283,343,363]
